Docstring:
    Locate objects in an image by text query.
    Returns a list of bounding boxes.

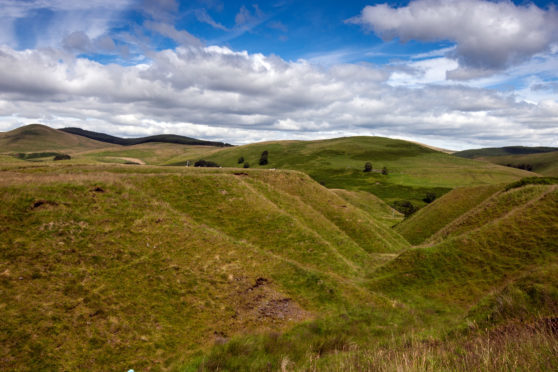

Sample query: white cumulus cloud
[349,0,558,79]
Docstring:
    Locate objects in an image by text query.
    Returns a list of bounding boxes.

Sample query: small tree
[243,162,250,168]
[364,162,372,172]
[237,156,244,164]
[423,192,436,203]
[381,166,388,175]
[259,150,269,165]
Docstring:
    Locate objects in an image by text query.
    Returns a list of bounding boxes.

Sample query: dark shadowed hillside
[61,127,232,147]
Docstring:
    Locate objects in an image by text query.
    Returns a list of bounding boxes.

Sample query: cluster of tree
[363,162,389,175]
[506,163,533,171]
[391,200,417,217]
[194,159,220,167]
[235,151,269,168]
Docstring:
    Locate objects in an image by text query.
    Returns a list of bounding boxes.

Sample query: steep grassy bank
[0,164,409,370]
[396,184,502,245]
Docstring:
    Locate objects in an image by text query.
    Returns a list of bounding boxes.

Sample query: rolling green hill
[369,184,558,309]
[395,184,502,245]
[179,136,533,207]
[454,146,558,159]
[1,134,556,371]
[0,164,410,370]
[61,127,231,147]
[475,151,558,177]
[0,124,109,153]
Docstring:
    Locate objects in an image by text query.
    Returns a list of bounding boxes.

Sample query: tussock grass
[307,319,558,372]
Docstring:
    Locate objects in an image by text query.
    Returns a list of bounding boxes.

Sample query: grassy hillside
[455,146,558,158]
[428,184,554,244]
[0,124,109,153]
[476,151,558,177]
[189,181,558,370]
[1,150,555,370]
[332,189,404,227]
[181,136,533,207]
[370,184,558,307]
[395,184,502,245]
[61,127,231,147]
[0,163,412,370]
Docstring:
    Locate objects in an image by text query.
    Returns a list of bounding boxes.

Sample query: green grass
[369,185,558,308]
[0,164,408,370]
[454,146,558,158]
[476,151,558,177]
[0,155,555,371]
[332,188,404,227]
[396,184,502,245]
[189,136,532,206]
[0,124,108,152]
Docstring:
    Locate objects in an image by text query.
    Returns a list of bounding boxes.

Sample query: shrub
[194,159,220,167]
[364,162,372,172]
[382,166,388,175]
[238,156,244,164]
[243,162,250,168]
[259,150,269,165]
[53,154,71,161]
[423,192,436,203]
[391,200,417,217]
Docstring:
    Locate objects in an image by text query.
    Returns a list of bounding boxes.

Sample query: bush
[194,159,220,167]
[364,162,372,172]
[382,166,388,175]
[238,156,244,164]
[259,150,269,166]
[423,192,436,203]
[391,200,417,217]
[53,154,71,161]
[243,162,250,168]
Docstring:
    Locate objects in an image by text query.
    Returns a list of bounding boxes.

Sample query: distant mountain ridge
[61,127,232,147]
[454,146,558,159]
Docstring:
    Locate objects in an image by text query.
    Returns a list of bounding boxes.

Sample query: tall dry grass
[307,319,557,371]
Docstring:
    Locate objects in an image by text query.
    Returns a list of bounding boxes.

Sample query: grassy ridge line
[0,124,110,152]
[369,185,558,307]
[427,185,552,245]
[138,174,359,277]
[454,146,558,158]
[61,127,231,147]
[248,171,409,253]
[332,189,404,227]
[395,184,502,245]
[477,151,558,177]
[0,169,386,370]
[187,136,533,207]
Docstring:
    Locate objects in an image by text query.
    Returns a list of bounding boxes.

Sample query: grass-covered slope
[369,184,558,307]
[395,184,502,245]
[455,146,558,158]
[333,188,404,227]
[185,136,533,206]
[0,164,410,370]
[0,124,108,152]
[61,127,231,147]
[476,151,558,177]
[428,184,554,244]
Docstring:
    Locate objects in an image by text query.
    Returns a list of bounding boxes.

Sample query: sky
[0,0,557,149]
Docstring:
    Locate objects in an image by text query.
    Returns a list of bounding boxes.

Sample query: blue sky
[0,0,557,149]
